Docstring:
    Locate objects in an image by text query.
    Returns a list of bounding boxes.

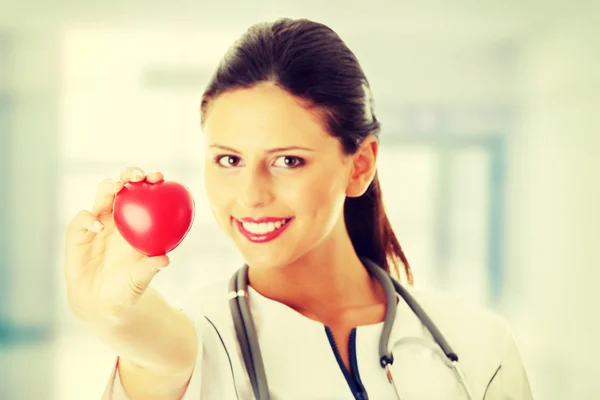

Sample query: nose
[236,166,274,209]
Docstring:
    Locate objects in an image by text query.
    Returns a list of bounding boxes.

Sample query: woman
[64,18,533,399]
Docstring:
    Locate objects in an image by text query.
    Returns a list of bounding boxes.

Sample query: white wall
[506,7,600,398]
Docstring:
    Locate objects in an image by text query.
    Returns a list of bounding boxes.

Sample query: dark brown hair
[200,18,412,284]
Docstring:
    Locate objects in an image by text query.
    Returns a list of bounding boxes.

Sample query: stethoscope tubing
[229,259,476,400]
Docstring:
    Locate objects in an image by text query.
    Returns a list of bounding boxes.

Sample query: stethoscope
[228,257,476,400]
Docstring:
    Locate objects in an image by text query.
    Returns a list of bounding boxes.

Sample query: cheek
[204,170,235,216]
[287,169,347,219]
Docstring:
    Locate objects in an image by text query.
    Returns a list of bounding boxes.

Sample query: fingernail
[92,220,104,232]
[133,170,143,180]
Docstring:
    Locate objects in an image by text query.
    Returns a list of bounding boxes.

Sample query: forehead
[202,83,333,148]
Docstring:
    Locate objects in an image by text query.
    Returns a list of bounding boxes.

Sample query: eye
[273,156,304,168]
[216,155,242,167]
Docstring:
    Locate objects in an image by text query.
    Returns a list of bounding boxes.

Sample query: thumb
[129,255,170,295]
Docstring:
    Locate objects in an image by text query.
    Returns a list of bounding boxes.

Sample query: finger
[91,178,125,216]
[119,166,146,184]
[66,209,105,243]
[129,255,170,294]
[145,171,164,184]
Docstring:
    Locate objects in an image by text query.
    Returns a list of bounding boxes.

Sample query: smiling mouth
[233,217,293,243]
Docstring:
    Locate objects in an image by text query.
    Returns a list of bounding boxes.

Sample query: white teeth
[241,219,288,234]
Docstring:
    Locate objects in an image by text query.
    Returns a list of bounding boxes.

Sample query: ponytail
[344,172,413,285]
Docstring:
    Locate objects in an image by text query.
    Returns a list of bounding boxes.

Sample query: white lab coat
[102,279,533,399]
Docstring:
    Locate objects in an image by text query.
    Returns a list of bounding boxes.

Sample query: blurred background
[1,0,599,398]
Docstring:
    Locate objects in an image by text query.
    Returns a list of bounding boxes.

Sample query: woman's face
[202,83,367,269]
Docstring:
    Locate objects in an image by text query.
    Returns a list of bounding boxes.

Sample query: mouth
[233,217,294,243]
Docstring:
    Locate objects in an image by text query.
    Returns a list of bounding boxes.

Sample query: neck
[247,221,385,319]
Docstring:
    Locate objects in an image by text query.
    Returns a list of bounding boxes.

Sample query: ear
[346,135,379,198]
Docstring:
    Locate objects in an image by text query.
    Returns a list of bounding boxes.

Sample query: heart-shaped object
[113,180,195,257]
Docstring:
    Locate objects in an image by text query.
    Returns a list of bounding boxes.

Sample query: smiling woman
[61,17,532,400]
[200,82,401,276]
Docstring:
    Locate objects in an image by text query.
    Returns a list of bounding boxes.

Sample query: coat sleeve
[101,318,205,399]
[483,326,534,400]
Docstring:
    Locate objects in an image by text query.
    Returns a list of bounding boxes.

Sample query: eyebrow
[209,145,315,154]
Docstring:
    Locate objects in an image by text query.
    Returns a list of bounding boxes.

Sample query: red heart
[113,180,195,257]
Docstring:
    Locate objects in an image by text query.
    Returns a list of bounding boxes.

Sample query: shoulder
[400,285,519,396]
[404,284,511,345]
[177,277,238,354]
[180,277,231,318]
[403,284,512,357]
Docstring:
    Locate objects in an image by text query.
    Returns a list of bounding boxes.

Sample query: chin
[239,241,310,270]
[239,251,289,270]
